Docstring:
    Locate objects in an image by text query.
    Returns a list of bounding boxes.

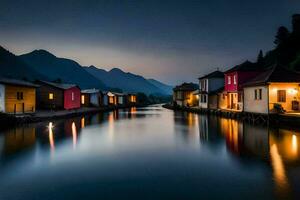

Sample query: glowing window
[228,76,231,84]
[72,92,74,101]
[49,93,54,100]
[233,75,237,84]
[81,95,85,104]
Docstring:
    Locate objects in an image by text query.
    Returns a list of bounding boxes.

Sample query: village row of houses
[0,79,137,114]
[173,62,300,114]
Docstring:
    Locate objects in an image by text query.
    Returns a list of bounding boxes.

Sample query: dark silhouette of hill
[0,46,46,80]
[147,79,172,94]
[84,66,171,95]
[19,50,107,89]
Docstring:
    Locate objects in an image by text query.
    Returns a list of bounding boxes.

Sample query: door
[230,94,234,109]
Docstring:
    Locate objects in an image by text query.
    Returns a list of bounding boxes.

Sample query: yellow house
[243,65,300,114]
[173,83,198,107]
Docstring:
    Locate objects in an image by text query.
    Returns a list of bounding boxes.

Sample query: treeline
[137,93,172,105]
[253,14,300,70]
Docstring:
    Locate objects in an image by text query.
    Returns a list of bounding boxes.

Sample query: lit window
[81,95,85,104]
[228,76,231,84]
[277,90,286,102]
[233,75,237,85]
[49,93,54,100]
[254,89,262,100]
[72,92,74,101]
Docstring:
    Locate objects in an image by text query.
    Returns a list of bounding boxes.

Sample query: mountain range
[0,46,172,95]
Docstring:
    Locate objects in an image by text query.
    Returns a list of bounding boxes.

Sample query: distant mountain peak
[110,67,124,73]
[29,49,56,58]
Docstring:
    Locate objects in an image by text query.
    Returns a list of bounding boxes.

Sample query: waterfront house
[243,65,300,114]
[173,83,199,107]
[0,78,38,114]
[106,92,117,106]
[36,80,81,110]
[114,92,126,106]
[220,61,263,111]
[126,93,137,105]
[198,70,224,109]
[81,89,101,107]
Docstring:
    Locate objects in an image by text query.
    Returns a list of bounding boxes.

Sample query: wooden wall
[37,84,64,110]
[5,85,36,113]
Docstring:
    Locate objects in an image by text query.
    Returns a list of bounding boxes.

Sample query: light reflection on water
[0,105,299,199]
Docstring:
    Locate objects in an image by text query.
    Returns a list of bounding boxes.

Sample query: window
[49,93,54,100]
[71,92,74,101]
[201,95,207,103]
[228,76,231,84]
[254,89,262,100]
[81,95,85,104]
[233,75,237,85]
[17,92,23,100]
[277,90,286,102]
[238,93,242,102]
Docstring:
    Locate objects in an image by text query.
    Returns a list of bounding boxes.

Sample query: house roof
[225,61,262,73]
[37,80,79,90]
[198,70,224,80]
[243,64,300,87]
[0,78,39,88]
[81,88,99,94]
[173,82,198,92]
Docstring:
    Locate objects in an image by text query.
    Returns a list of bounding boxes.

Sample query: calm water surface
[0,105,300,199]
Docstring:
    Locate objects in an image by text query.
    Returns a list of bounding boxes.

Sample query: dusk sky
[1,0,300,85]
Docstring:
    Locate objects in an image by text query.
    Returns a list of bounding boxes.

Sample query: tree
[257,50,264,64]
[274,26,290,46]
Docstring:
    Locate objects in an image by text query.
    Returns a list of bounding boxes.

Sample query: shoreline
[162,104,300,129]
[0,104,147,128]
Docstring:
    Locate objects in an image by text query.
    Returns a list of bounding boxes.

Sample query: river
[0,105,299,199]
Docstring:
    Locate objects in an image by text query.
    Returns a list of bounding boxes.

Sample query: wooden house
[173,83,199,107]
[36,80,81,110]
[81,89,101,107]
[114,92,126,106]
[0,78,38,114]
[198,70,224,109]
[126,93,137,105]
[106,92,117,106]
[243,65,300,114]
[220,61,263,111]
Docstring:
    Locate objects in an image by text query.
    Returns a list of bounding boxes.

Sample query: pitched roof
[225,61,262,73]
[0,78,39,87]
[198,70,224,79]
[81,88,99,94]
[173,82,198,91]
[37,80,78,90]
[243,64,300,87]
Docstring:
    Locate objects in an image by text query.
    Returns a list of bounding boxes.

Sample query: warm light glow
[288,88,298,95]
[72,122,77,149]
[81,117,85,128]
[81,95,85,104]
[270,144,290,195]
[109,96,114,104]
[292,134,298,156]
[48,122,55,150]
[49,93,54,100]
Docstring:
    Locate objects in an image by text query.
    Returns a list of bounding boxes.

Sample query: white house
[243,65,300,114]
[198,70,224,109]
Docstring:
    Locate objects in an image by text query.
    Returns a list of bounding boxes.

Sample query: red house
[221,61,263,111]
[36,80,81,110]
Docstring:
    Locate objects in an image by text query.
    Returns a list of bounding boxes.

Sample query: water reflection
[1,107,300,199]
[198,115,300,198]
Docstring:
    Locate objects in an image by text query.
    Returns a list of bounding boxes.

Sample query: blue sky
[1,0,300,84]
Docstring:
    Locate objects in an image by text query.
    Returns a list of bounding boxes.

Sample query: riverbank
[163,104,300,128]
[0,105,144,128]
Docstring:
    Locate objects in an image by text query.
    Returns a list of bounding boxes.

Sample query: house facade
[173,83,198,107]
[221,61,263,111]
[81,89,101,107]
[36,80,81,110]
[243,65,300,114]
[198,70,224,109]
[0,78,38,114]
